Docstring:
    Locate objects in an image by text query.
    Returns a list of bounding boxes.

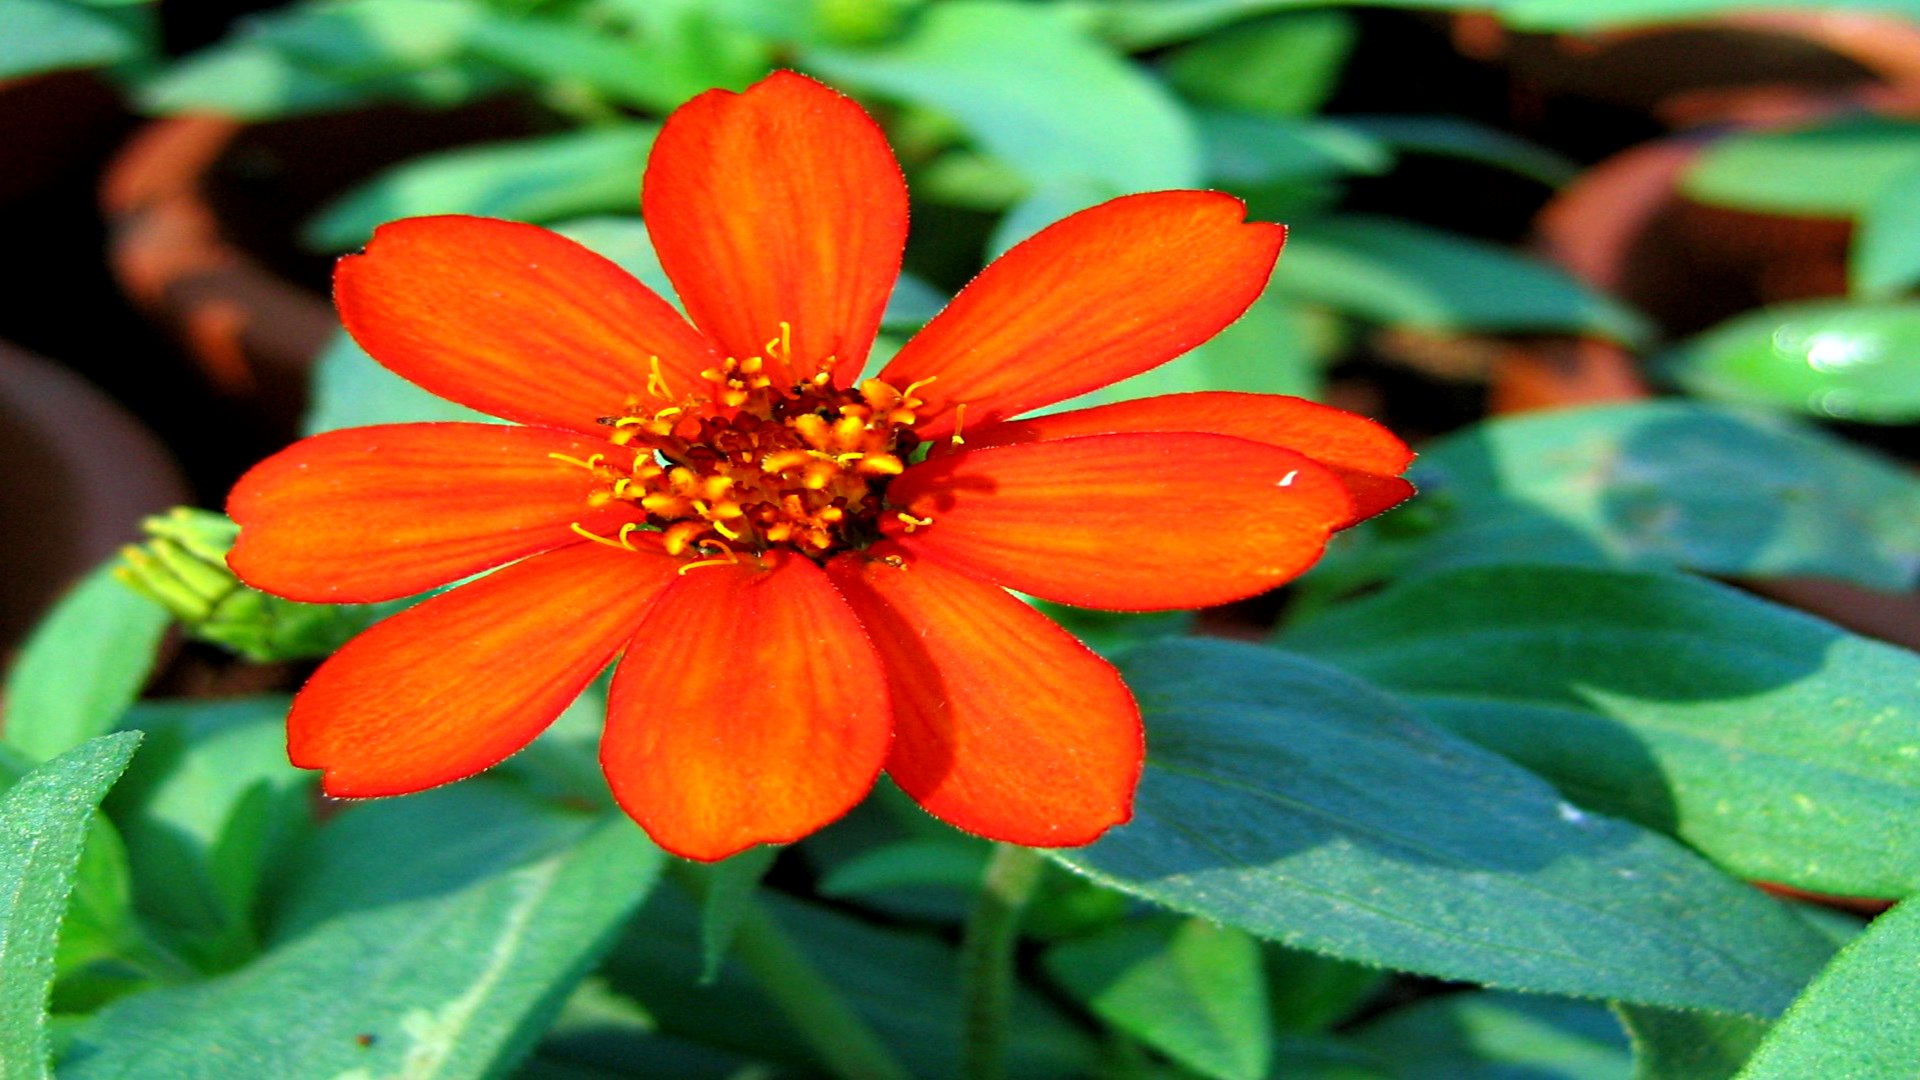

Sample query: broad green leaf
[1199,110,1390,187]
[64,787,663,1080]
[1272,215,1651,344]
[1853,161,1920,297]
[1324,402,1920,591]
[1053,640,1833,1016]
[1683,118,1920,218]
[1163,10,1355,117]
[1340,115,1581,187]
[304,124,659,251]
[1069,0,1319,49]
[3,563,169,762]
[1044,916,1272,1080]
[1615,1005,1768,1080]
[1739,897,1920,1079]
[986,179,1119,257]
[462,15,696,112]
[304,331,492,434]
[696,847,778,984]
[1664,301,1920,423]
[0,0,136,78]
[0,732,142,1080]
[1350,992,1631,1080]
[1284,565,1920,898]
[49,814,134,986]
[806,0,1202,190]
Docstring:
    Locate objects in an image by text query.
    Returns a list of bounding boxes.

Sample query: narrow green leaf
[1664,300,1920,423]
[1199,110,1390,186]
[1044,916,1273,1080]
[3,564,169,762]
[1739,898,1920,1079]
[1285,564,1920,897]
[0,732,142,1080]
[1052,640,1833,1016]
[1683,118,1920,218]
[1272,215,1651,344]
[0,0,136,78]
[817,837,991,898]
[1325,402,1920,590]
[806,0,1202,190]
[64,788,664,1080]
[1163,10,1355,117]
[697,847,778,984]
[1350,992,1631,1080]
[1615,1004,1768,1080]
[1853,161,1920,297]
[1340,115,1581,187]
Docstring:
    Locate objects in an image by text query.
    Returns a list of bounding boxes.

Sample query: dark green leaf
[1164,10,1355,117]
[1074,0,1320,50]
[1739,897,1920,1079]
[1853,162,1920,297]
[65,787,663,1080]
[806,0,1201,189]
[0,0,137,78]
[1664,301,1920,423]
[817,837,990,897]
[1199,110,1390,186]
[1272,216,1651,344]
[0,732,142,1080]
[1044,916,1272,1080]
[1684,118,1920,217]
[1350,991,1631,1080]
[696,847,778,984]
[1340,115,1581,187]
[3,563,169,762]
[1614,1005,1767,1080]
[1286,565,1920,898]
[1266,947,1383,1033]
[1324,402,1920,591]
[1053,640,1833,1015]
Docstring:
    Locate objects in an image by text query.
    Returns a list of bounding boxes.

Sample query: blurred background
[7,0,1920,653]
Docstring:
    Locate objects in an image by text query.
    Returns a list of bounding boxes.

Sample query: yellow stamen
[951,402,969,447]
[647,356,672,401]
[570,521,639,551]
[896,512,933,532]
[548,452,606,471]
[677,539,740,576]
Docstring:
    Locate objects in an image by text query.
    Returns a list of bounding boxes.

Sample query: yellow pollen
[896,512,933,532]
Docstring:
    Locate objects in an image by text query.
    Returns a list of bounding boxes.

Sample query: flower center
[557,324,934,568]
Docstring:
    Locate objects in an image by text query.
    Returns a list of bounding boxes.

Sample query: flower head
[227,71,1414,861]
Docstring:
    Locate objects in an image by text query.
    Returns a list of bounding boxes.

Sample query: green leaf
[1325,402,1920,591]
[1265,947,1383,1033]
[1284,564,1920,898]
[1043,916,1272,1080]
[304,124,659,251]
[1199,110,1390,186]
[817,837,991,897]
[986,179,1119,258]
[1663,301,1920,424]
[1272,215,1651,344]
[1738,897,1920,1079]
[0,732,142,1080]
[1615,1005,1768,1080]
[1163,10,1355,117]
[0,0,137,78]
[3,563,169,762]
[696,847,778,984]
[304,331,492,434]
[1071,0,1320,50]
[1340,115,1581,187]
[1052,639,1833,1016]
[1495,0,1920,30]
[467,7,768,112]
[64,787,664,1080]
[1684,118,1920,218]
[806,0,1202,190]
[1349,991,1631,1080]
[1853,161,1920,297]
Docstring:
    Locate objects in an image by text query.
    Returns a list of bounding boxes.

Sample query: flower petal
[289,540,680,797]
[966,391,1416,525]
[335,215,718,433]
[880,192,1284,438]
[228,422,637,603]
[828,547,1141,846]
[643,70,907,387]
[602,551,891,861]
[885,432,1353,610]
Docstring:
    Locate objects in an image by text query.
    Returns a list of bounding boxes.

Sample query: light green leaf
[806,0,1202,190]
[1853,161,1920,297]
[1272,215,1651,344]
[64,787,663,1080]
[3,563,169,762]
[1044,916,1273,1080]
[1351,992,1631,1080]
[1199,110,1390,186]
[817,837,991,898]
[1684,118,1920,217]
[1052,639,1834,1016]
[304,331,492,434]
[1164,10,1355,117]
[1497,0,1920,31]
[1325,402,1920,591]
[1070,0,1320,50]
[0,732,142,1080]
[304,124,658,251]
[986,179,1118,257]
[0,0,137,78]
[1664,300,1920,423]
[1284,565,1920,898]
[1615,1004,1768,1080]
[1739,897,1920,1079]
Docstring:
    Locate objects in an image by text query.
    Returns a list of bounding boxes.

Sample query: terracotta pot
[100,101,546,440]
[0,341,189,654]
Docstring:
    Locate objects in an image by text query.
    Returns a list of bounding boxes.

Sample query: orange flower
[227,71,1413,861]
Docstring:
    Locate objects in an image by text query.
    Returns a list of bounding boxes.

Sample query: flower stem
[686,865,913,1080]
[959,843,1046,1080]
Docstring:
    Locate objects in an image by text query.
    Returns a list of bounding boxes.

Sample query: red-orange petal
[642,70,907,388]
[880,192,1284,439]
[884,432,1354,611]
[228,422,637,604]
[828,547,1141,846]
[602,552,891,861]
[289,540,680,797]
[335,215,717,433]
[966,391,1416,525]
